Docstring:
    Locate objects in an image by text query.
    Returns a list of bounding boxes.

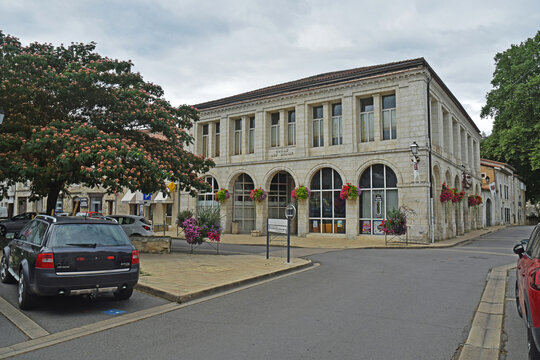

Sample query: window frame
[214,122,220,157]
[360,97,374,142]
[287,110,296,146]
[248,116,255,154]
[312,106,324,148]
[382,94,397,140]
[331,103,343,146]
[270,112,280,148]
[233,119,242,155]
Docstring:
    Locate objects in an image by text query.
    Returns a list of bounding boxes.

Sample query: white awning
[152,192,173,204]
[120,190,144,204]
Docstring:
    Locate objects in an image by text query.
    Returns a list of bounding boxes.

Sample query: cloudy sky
[1,0,539,134]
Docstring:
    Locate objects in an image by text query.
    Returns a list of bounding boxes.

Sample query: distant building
[480,159,526,226]
[180,58,483,242]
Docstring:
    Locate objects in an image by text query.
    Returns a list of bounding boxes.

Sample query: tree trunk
[46,185,62,215]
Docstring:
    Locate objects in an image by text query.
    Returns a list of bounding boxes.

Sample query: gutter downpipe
[426,71,434,244]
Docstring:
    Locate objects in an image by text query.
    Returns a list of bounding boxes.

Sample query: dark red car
[514,224,540,359]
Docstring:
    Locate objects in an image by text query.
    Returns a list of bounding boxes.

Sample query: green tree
[0,31,214,214]
[481,30,540,201]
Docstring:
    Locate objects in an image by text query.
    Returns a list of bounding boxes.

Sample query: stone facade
[480,159,527,226]
[184,58,483,242]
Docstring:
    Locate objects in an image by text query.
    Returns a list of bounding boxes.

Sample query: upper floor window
[214,122,220,157]
[331,103,343,145]
[248,117,255,154]
[287,110,296,146]
[234,119,242,155]
[202,124,209,158]
[312,106,324,147]
[382,94,396,140]
[360,98,374,142]
[270,112,280,148]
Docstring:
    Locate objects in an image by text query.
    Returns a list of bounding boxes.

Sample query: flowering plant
[378,208,407,235]
[215,188,230,203]
[250,187,267,201]
[292,186,311,200]
[183,218,204,244]
[440,183,453,203]
[203,224,222,242]
[340,183,359,200]
[468,194,483,207]
[452,189,465,203]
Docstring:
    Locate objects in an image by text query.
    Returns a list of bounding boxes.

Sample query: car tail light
[132,250,140,265]
[143,225,151,231]
[36,253,55,269]
[530,269,540,291]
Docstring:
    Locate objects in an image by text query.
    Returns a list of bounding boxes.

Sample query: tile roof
[194,57,479,133]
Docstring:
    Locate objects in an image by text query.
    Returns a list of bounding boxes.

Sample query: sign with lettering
[268,218,288,234]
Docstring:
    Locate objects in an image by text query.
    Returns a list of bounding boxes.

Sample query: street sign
[285,204,296,220]
[268,218,288,234]
[168,182,176,192]
[143,193,151,201]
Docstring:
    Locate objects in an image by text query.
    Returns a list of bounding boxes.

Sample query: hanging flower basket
[340,183,359,200]
[452,189,465,203]
[292,186,311,200]
[215,188,230,203]
[468,194,483,207]
[440,183,453,203]
[250,187,267,201]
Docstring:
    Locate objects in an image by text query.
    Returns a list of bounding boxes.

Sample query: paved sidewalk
[137,225,505,304]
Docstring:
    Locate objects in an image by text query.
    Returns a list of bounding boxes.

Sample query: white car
[108,215,154,237]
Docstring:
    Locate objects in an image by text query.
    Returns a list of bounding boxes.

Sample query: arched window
[197,176,219,209]
[359,164,398,235]
[309,168,346,234]
[233,174,255,232]
[268,172,295,219]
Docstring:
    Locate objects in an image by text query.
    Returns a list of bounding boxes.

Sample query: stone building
[480,159,526,226]
[180,58,483,242]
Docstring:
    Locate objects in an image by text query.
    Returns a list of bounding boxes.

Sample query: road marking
[0,296,49,339]
[0,263,319,358]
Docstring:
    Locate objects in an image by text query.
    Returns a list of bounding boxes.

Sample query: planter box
[130,236,171,254]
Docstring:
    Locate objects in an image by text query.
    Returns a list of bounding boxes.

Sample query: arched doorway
[359,164,398,235]
[486,198,492,227]
[233,173,255,233]
[309,168,346,234]
[268,171,296,234]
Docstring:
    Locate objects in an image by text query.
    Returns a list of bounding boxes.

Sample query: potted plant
[340,183,359,200]
[468,194,483,207]
[250,187,267,202]
[215,188,230,203]
[292,185,311,201]
[440,183,453,203]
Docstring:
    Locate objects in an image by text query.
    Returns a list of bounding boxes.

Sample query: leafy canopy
[0,31,214,213]
[481,30,540,201]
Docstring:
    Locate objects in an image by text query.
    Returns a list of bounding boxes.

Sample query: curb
[136,259,314,303]
[458,262,515,360]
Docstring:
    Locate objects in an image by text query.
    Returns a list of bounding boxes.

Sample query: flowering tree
[0,32,214,214]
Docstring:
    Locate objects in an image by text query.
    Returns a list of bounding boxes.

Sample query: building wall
[191,68,482,241]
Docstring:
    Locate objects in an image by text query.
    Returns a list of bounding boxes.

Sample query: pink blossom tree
[0,31,214,214]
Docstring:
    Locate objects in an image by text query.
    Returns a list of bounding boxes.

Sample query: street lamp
[485,176,490,184]
[410,141,419,161]
[0,108,4,125]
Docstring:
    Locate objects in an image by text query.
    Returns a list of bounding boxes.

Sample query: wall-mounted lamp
[485,176,490,184]
[410,141,419,162]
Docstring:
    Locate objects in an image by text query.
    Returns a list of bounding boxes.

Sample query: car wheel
[18,271,35,310]
[0,225,6,237]
[528,319,540,359]
[516,280,524,318]
[0,256,15,284]
[114,287,134,300]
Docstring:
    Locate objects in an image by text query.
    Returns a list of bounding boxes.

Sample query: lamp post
[410,141,419,161]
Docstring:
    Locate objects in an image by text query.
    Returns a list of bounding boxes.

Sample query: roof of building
[481,158,516,173]
[194,57,480,133]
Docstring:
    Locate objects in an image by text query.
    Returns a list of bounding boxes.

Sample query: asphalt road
[1,226,532,359]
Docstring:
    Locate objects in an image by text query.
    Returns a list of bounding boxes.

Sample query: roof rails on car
[93,215,118,223]
[35,214,57,223]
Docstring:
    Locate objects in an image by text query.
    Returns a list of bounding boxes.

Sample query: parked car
[108,215,154,237]
[0,212,41,237]
[1,215,139,309]
[75,211,103,218]
[513,224,540,359]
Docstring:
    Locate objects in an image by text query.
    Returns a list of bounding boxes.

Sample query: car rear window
[49,224,132,247]
[139,217,151,225]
